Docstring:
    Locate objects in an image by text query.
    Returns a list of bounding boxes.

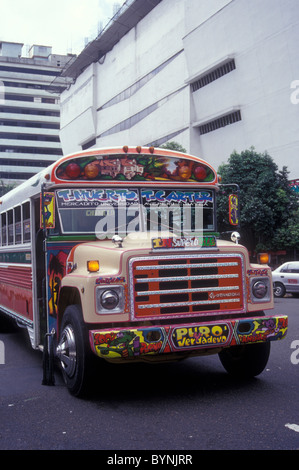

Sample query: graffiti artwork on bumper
[235,317,288,344]
[90,316,287,361]
[91,328,168,359]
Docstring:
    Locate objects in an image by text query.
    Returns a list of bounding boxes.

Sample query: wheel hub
[56,325,77,378]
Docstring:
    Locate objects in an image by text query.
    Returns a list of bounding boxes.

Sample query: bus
[0,146,288,396]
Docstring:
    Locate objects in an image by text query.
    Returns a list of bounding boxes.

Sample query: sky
[0,0,123,56]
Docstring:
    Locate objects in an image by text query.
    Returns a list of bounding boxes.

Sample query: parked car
[272,262,299,297]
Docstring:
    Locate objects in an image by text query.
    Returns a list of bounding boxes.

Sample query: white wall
[185,0,233,36]
[95,0,188,147]
[60,65,97,154]
[60,0,299,178]
[60,0,190,155]
[185,0,299,175]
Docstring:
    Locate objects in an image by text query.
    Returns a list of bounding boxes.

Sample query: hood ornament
[112,235,123,248]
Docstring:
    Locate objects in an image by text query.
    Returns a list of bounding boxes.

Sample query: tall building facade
[60,0,299,178]
[0,41,74,184]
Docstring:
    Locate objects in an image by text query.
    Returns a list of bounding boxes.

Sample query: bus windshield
[55,188,215,238]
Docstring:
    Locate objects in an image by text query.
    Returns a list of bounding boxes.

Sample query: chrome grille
[129,254,244,320]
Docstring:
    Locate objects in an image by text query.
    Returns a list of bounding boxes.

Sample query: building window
[3,81,66,93]
[0,171,37,180]
[198,110,241,135]
[0,106,60,117]
[0,119,60,130]
[5,94,34,102]
[42,97,56,104]
[191,59,236,92]
[0,145,63,155]
[0,65,59,77]
[0,132,60,142]
[0,158,54,167]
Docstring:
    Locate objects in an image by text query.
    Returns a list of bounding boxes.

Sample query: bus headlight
[96,285,125,314]
[250,278,271,302]
[101,290,119,310]
[252,281,267,298]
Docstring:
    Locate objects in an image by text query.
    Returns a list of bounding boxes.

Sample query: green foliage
[160,141,187,153]
[217,148,299,254]
[272,208,299,250]
[0,181,17,196]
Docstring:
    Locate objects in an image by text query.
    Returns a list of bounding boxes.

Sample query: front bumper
[89,315,288,362]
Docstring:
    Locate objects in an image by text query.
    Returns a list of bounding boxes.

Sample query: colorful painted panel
[234,317,288,344]
[55,154,216,184]
[89,315,288,361]
[46,243,75,332]
[171,323,231,349]
[229,193,239,226]
[151,236,217,250]
[40,192,55,229]
[91,328,169,359]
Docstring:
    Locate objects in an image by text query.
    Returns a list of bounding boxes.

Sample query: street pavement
[0,297,298,451]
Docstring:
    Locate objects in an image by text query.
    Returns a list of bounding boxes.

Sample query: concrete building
[60,0,299,178]
[0,41,74,184]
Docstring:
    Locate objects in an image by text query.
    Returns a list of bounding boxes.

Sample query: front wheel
[219,342,271,378]
[56,305,94,396]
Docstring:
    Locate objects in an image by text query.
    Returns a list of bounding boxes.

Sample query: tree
[272,207,299,254]
[160,141,187,153]
[217,148,299,256]
[0,181,17,196]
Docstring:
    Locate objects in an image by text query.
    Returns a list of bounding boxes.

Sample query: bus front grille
[129,254,245,320]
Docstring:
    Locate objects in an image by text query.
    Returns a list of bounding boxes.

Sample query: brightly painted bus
[0,146,288,395]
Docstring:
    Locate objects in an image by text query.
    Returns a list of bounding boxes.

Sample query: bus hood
[67,231,249,277]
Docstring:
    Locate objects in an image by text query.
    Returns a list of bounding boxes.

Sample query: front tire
[56,305,93,396]
[219,342,271,378]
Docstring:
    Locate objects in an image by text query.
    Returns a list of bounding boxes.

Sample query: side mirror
[231,232,241,244]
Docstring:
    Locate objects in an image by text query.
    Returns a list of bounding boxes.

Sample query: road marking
[285,423,299,433]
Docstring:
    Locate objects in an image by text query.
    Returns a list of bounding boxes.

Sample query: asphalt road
[0,297,298,452]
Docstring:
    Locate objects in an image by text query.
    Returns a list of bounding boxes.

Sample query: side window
[1,213,6,246]
[23,202,31,243]
[14,206,22,244]
[290,264,299,273]
[280,265,289,273]
[7,209,13,245]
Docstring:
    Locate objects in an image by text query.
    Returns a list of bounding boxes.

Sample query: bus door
[34,197,47,343]
[40,190,70,337]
